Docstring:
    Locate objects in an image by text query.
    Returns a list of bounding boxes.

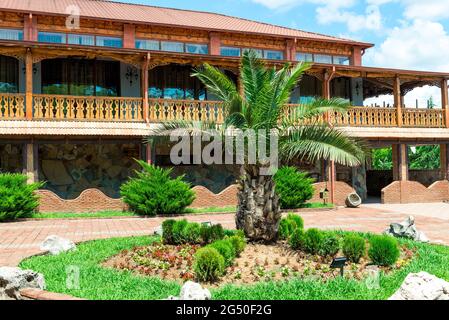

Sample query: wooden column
[285,39,296,61]
[392,144,408,181]
[394,76,402,127]
[209,32,221,56]
[441,79,449,128]
[23,13,37,41]
[141,53,150,122]
[440,144,449,180]
[25,49,33,120]
[123,24,136,49]
[146,144,152,164]
[25,142,36,184]
[350,46,362,66]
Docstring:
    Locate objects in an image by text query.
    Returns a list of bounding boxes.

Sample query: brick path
[1,206,449,267]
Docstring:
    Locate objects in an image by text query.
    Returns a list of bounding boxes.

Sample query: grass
[299,202,334,209]
[20,232,449,300]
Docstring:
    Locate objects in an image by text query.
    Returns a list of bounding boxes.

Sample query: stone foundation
[381,180,449,204]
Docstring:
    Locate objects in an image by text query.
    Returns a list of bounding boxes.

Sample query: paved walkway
[1,205,449,267]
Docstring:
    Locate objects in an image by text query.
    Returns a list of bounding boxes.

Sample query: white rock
[179,281,211,300]
[40,235,76,255]
[0,267,46,300]
[389,272,449,300]
[154,226,163,236]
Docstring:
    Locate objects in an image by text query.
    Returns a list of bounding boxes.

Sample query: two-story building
[1,0,449,210]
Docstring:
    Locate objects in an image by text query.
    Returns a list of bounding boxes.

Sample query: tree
[149,50,366,242]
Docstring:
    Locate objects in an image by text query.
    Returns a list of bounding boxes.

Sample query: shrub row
[162,219,225,245]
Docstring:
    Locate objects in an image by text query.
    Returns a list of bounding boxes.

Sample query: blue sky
[113,0,449,104]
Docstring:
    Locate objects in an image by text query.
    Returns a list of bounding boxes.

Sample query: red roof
[1,0,373,47]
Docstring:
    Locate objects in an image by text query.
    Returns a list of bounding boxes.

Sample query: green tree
[150,50,366,242]
[372,148,393,170]
[409,145,440,169]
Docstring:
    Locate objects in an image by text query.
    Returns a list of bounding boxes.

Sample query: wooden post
[440,144,449,180]
[394,76,402,127]
[141,53,150,123]
[25,49,33,120]
[393,144,408,181]
[146,144,152,164]
[25,142,36,184]
[209,32,221,56]
[441,79,449,128]
[123,24,136,49]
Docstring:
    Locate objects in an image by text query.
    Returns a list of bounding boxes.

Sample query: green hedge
[274,166,314,209]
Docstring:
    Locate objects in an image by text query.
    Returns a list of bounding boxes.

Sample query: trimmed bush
[201,224,225,244]
[368,235,400,266]
[194,247,225,282]
[0,173,43,222]
[343,235,366,263]
[161,219,176,244]
[208,239,236,266]
[227,235,246,256]
[319,234,340,257]
[120,161,195,216]
[172,219,188,244]
[288,228,305,250]
[286,213,304,230]
[278,214,304,240]
[274,166,314,209]
[303,228,323,254]
[182,222,202,244]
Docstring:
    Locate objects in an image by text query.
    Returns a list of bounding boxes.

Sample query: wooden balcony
[0,93,447,129]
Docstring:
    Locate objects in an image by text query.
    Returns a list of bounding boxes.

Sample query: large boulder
[40,235,76,255]
[179,281,212,300]
[0,267,46,300]
[345,192,362,208]
[389,272,449,300]
[384,216,429,242]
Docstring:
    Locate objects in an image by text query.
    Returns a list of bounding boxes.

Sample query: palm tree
[150,50,366,243]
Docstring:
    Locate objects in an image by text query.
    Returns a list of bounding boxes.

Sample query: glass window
[220,46,241,57]
[67,34,95,46]
[161,41,184,52]
[0,56,19,93]
[296,52,313,62]
[96,36,122,48]
[314,54,333,64]
[264,50,284,60]
[185,43,208,55]
[242,48,263,58]
[136,39,160,50]
[333,56,350,65]
[0,28,23,41]
[38,32,66,44]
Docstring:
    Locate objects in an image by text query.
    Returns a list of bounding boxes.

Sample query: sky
[111,0,449,106]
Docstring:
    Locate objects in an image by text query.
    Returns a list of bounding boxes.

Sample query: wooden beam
[25,49,33,120]
[394,76,402,127]
[442,79,449,128]
[141,53,150,123]
[364,78,393,91]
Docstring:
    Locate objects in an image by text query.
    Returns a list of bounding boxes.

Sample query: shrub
[120,161,195,216]
[161,219,176,244]
[0,173,43,222]
[194,247,225,282]
[343,235,366,263]
[303,228,323,254]
[227,235,246,256]
[288,228,305,250]
[182,222,202,244]
[368,235,400,266]
[201,224,225,244]
[286,213,304,230]
[319,234,340,257]
[278,214,304,240]
[274,166,314,209]
[172,219,188,244]
[208,239,236,266]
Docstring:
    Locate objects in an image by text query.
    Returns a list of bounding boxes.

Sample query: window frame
[0,28,24,41]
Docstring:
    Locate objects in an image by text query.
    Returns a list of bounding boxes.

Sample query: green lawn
[20,233,449,300]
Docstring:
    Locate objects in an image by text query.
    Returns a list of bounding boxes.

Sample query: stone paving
[1,205,449,267]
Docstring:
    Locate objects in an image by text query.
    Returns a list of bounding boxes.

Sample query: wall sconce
[125,66,139,86]
[22,66,38,75]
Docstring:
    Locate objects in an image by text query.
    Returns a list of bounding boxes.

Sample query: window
[136,39,160,50]
[41,58,120,96]
[220,46,241,57]
[38,32,66,44]
[0,29,23,41]
[314,54,333,64]
[185,43,208,55]
[0,56,19,93]
[296,52,313,62]
[67,34,95,46]
[242,48,263,58]
[264,50,283,60]
[96,36,122,48]
[333,56,350,65]
[161,41,184,52]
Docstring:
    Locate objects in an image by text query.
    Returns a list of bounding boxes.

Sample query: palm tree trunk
[235,164,281,243]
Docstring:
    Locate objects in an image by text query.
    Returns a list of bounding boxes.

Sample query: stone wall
[381,180,449,204]
[0,144,23,173]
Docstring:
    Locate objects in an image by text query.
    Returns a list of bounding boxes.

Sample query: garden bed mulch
[103,241,415,287]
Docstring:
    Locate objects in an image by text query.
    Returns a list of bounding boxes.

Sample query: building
[1,0,449,211]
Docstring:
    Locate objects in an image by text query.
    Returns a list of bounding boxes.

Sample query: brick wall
[190,185,238,208]
[309,181,355,206]
[381,180,449,204]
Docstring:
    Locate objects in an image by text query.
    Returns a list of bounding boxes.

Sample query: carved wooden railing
[330,107,398,127]
[32,95,144,121]
[402,108,445,128]
[148,98,225,123]
[0,93,25,120]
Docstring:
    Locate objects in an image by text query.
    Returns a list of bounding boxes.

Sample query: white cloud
[403,0,449,21]
[316,4,382,32]
[250,0,302,10]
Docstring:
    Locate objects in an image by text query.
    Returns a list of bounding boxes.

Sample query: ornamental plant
[161,219,176,244]
[288,228,305,250]
[0,173,43,222]
[319,233,340,257]
[120,161,195,216]
[303,228,324,254]
[278,213,304,240]
[193,247,225,282]
[368,235,400,266]
[208,239,236,267]
[274,167,315,209]
[343,234,366,263]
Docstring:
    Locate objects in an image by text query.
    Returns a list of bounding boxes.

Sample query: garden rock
[345,192,362,208]
[40,235,76,255]
[389,272,449,300]
[153,226,163,236]
[384,216,429,242]
[0,267,45,300]
[179,281,212,300]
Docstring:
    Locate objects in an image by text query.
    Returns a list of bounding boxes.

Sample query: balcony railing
[0,94,447,129]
